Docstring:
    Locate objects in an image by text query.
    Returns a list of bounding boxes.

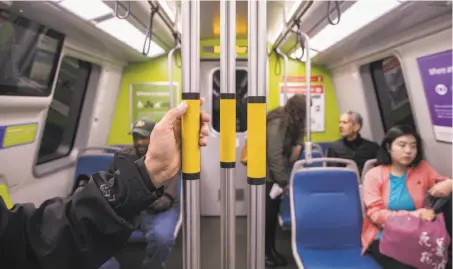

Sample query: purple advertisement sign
[417,50,452,143]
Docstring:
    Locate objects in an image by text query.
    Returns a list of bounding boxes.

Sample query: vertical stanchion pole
[181,1,201,269]
[220,0,237,269]
[247,1,267,269]
[298,30,313,160]
[168,45,181,108]
[275,48,288,105]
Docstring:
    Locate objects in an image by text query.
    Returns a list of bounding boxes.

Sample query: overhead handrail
[293,21,305,61]
[142,5,160,56]
[115,0,130,20]
[275,48,288,104]
[148,0,182,44]
[272,1,313,50]
[172,6,182,69]
[327,1,341,25]
[172,33,182,69]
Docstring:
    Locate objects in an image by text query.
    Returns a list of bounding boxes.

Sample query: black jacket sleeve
[0,153,163,269]
[107,157,116,174]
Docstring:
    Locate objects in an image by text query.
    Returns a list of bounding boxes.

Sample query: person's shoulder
[364,164,387,183]
[328,138,344,149]
[362,138,380,149]
[412,160,433,173]
[267,108,284,120]
[266,109,285,127]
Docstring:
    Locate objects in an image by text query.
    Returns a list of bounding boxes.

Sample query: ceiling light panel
[58,0,112,21]
[310,0,401,52]
[96,17,165,57]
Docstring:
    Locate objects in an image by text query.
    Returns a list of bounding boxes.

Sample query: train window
[0,9,65,97]
[369,56,417,132]
[212,69,248,132]
[36,56,91,165]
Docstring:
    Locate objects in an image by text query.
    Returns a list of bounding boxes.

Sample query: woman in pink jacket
[361,125,452,269]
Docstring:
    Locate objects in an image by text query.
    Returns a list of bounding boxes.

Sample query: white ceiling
[313,1,453,67]
[5,0,449,67]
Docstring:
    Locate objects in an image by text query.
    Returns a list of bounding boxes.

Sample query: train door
[200,60,248,216]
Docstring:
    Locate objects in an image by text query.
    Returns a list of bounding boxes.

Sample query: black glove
[148,193,174,213]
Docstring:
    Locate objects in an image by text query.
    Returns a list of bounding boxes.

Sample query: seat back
[359,159,378,210]
[298,150,324,165]
[278,148,324,230]
[73,147,122,190]
[362,159,378,182]
[290,158,362,250]
[74,155,114,178]
[298,143,323,160]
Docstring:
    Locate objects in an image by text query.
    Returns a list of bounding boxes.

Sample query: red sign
[280,84,324,94]
[281,76,324,83]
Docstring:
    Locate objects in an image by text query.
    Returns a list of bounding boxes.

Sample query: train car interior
[0,0,451,268]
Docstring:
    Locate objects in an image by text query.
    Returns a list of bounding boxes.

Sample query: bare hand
[283,187,289,194]
[290,145,302,163]
[429,179,452,197]
[411,208,436,221]
[145,98,210,187]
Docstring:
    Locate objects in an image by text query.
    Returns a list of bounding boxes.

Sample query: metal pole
[298,29,313,161]
[275,48,288,104]
[181,1,201,269]
[220,0,236,268]
[247,1,267,269]
[168,45,180,108]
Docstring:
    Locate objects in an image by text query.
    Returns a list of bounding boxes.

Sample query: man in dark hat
[128,119,157,158]
[100,118,180,269]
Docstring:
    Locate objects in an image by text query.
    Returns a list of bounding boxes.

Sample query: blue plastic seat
[278,150,324,231]
[73,154,115,190]
[289,158,381,269]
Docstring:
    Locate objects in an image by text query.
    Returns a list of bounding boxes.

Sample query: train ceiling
[2,0,451,65]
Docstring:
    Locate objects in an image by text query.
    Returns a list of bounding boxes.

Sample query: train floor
[115,216,298,269]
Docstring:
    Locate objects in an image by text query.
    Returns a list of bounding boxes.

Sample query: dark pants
[265,182,281,255]
[99,205,180,269]
[368,240,416,269]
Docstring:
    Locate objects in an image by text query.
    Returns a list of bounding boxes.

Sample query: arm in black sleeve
[0,152,163,269]
[107,157,116,174]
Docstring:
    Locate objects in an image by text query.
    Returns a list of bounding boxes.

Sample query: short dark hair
[376,125,424,167]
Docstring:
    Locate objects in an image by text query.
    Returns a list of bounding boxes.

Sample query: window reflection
[212,69,248,133]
